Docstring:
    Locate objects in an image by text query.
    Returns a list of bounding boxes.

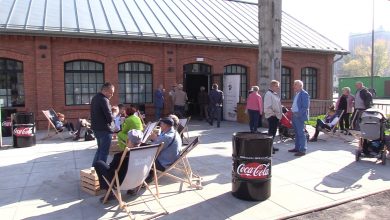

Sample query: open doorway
[184,74,209,117]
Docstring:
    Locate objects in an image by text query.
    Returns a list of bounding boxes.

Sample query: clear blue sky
[246,0,390,49]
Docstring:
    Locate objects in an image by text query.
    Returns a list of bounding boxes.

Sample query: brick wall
[0,35,334,129]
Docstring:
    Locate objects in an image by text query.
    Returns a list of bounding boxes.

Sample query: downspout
[332,54,344,101]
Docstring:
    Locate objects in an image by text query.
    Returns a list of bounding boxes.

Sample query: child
[56,112,75,133]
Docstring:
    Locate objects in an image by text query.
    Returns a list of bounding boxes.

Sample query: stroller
[279,107,310,142]
[355,108,388,165]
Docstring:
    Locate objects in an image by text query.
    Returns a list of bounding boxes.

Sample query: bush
[305,115,325,127]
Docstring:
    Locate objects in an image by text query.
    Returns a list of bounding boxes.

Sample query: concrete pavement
[0,121,389,220]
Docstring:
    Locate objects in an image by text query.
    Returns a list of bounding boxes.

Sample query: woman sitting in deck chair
[309,105,341,142]
[93,129,144,202]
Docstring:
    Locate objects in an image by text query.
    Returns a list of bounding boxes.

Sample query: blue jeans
[292,114,307,153]
[92,130,113,166]
[248,109,260,132]
[155,107,163,120]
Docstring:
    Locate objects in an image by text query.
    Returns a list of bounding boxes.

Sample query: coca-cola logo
[237,162,270,179]
[13,127,33,137]
[2,121,12,127]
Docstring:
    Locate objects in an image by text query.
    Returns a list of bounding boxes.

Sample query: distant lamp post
[370,0,375,90]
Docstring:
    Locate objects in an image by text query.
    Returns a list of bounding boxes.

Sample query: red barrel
[12,112,36,148]
[232,132,273,201]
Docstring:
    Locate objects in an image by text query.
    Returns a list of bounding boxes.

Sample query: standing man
[208,83,224,128]
[246,86,263,133]
[197,86,209,121]
[154,84,165,120]
[264,80,283,152]
[350,81,372,130]
[288,80,310,157]
[91,82,115,165]
[172,84,188,118]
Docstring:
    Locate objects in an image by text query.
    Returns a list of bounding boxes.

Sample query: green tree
[342,40,390,77]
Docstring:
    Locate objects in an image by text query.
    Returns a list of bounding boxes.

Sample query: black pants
[313,119,331,139]
[339,112,350,131]
[94,160,113,190]
[267,116,279,139]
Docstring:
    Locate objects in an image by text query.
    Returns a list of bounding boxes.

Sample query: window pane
[81,73,88,83]
[118,62,153,104]
[65,73,73,83]
[64,61,104,105]
[0,59,25,107]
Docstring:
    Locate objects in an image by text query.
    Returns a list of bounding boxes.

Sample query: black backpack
[84,129,95,141]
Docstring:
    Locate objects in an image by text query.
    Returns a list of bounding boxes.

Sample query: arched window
[64,60,104,105]
[224,64,247,98]
[118,62,153,104]
[281,66,291,100]
[301,67,317,99]
[0,58,24,107]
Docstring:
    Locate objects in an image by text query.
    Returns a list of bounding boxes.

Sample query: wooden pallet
[80,168,103,196]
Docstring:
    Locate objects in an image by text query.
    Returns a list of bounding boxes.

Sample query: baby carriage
[279,107,310,142]
[355,108,388,165]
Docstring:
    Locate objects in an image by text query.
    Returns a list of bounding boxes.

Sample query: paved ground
[289,189,390,220]
[0,121,389,220]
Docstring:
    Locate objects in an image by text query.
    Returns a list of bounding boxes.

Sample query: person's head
[57,113,65,121]
[118,104,126,115]
[270,80,280,92]
[250,86,259,93]
[177,84,183,90]
[126,106,137,116]
[200,86,205,91]
[342,87,351,95]
[127,129,143,148]
[212,83,218,90]
[168,114,180,128]
[101,82,115,99]
[293,80,303,92]
[355,81,363,90]
[159,117,174,132]
[111,106,119,117]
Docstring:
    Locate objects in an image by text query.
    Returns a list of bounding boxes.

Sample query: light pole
[370,0,375,90]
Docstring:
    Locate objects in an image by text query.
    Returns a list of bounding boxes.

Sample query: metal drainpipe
[332,54,344,99]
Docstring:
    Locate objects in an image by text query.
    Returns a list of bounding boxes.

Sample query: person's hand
[150,132,157,141]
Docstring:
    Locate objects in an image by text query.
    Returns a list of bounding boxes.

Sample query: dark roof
[0,0,348,54]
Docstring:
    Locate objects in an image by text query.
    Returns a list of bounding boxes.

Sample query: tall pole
[258,0,282,95]
[370,0,375,89]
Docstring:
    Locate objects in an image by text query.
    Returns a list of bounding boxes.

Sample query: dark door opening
[184,74,209,117]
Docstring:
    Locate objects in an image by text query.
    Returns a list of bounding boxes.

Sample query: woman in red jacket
[246,86,263,133]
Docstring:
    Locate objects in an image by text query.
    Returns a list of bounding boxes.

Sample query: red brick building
[0,0,347,128]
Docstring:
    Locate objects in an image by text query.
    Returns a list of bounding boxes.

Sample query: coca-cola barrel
[12,112,36,148]
[232,132,273,201]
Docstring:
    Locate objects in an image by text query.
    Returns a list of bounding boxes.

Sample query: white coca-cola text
[13,127,33,137]
[2,121,12,126]
[237,162,270,179]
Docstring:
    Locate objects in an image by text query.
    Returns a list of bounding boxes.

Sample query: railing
[372,103,390,115]
[310,100,334,117]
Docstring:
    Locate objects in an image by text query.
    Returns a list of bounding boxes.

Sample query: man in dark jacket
[208,83,224,128]
[197,86,209,121]
[350,81,373,130]
[91,82,115,165]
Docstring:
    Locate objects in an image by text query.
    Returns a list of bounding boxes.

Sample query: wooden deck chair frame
[178,116,191,145]
[319,110,344,138]
[41,108,67,140]
[102,143,168,220]
[142,121,158,143]
[157,136,202,189]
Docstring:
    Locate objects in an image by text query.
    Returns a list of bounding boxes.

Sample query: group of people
[155,82,225,128]
[245,80,309,156]
[90,82,184,201]
[309,81,373,142]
